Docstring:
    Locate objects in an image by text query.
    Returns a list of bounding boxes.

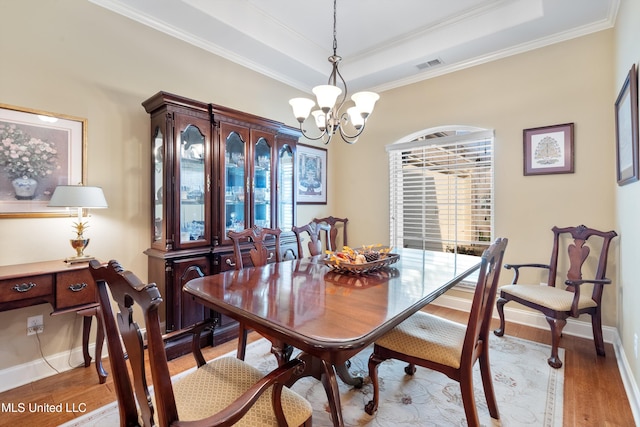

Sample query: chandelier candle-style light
[289,0,379,144]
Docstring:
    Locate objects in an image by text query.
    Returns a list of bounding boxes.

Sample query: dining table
[183,247,481,427]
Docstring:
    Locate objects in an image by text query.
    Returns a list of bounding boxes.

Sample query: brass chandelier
[289,0,379,144]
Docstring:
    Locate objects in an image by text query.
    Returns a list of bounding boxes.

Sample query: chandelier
[289,0,379,144]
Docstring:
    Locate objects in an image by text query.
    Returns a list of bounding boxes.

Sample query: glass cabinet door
[253,136,272,228]
[178,123,207,246]
[153,126,164,245]
[277,145,294,231]
[224,128,247,235]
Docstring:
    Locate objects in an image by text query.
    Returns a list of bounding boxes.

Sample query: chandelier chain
[332,0,338,55]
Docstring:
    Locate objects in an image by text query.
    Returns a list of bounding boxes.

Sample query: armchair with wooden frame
[89,259,312,427]
[494,225,617,368]
[364,238,508,427]
[227,225,283,361]
[312,216,348,251]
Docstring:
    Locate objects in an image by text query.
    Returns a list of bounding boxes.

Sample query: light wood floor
[0,306,634,426]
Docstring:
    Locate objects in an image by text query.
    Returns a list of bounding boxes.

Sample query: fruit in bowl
[326,244,393,265]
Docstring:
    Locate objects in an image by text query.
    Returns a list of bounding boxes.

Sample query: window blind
[387,130,494,256]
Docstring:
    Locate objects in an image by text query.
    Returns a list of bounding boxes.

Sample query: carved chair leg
[365,352,385,415]
[479,350,499,419]
[459,365,481,427]
[236,323,248,360]
[546,316,566,369]
[591,311,606,357]
[493,297,507,337]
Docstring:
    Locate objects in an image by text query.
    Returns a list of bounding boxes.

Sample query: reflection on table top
[184,248,480,351]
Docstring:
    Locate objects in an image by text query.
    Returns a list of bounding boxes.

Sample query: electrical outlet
[634,334,638,360]
[27,315,44,336]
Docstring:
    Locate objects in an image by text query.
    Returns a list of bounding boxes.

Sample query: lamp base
[65,255,95,264]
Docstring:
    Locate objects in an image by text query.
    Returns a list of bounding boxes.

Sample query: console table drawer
[56,269,96,310]
[0,274,53,303]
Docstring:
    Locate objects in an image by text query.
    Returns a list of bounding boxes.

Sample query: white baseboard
[433,294,640,425]
[0,340,106,393]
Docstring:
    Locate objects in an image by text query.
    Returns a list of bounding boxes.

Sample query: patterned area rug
[61,335,563,427]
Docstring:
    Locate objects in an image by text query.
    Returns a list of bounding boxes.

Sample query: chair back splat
[312,216,348,251]
[494,225,617,368]
[90,259,312,426]
[365,238,508,427]
[227,225,282,270]
[293,222,331,257]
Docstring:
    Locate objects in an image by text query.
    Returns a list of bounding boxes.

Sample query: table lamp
[48,185,108,263]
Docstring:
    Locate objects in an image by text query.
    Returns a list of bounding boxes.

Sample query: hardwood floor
[0,306,634,426]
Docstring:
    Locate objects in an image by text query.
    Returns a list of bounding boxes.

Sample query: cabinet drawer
[56,269,97,310]
[0,274,53,303]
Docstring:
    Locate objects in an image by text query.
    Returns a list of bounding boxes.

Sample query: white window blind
[387,129,494,257]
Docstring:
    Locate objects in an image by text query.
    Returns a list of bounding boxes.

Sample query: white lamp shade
[311,110,327,131]
[312,85,342,112]
[289,97,315,122]
[48,185,108,208]
[351,91,380,117]
[347,107,365,129]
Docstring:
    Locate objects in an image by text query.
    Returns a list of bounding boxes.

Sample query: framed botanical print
[0,103,86,217]
[296,143,327,204]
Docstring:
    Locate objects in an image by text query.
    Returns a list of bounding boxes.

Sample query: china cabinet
[142,92,299,355]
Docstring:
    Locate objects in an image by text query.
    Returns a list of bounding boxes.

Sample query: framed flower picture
[523,123,574,176]
[296,143,327,204]
[0,103,86,217]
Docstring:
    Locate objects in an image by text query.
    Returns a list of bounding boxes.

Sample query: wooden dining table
[183,247,481,426]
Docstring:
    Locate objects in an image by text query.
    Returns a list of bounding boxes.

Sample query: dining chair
[227,225,282,360]
[293,221,331,257]
[494,225,617,368]
[312,216,348,251]
[365,238,508,427]
[89,259,313,427]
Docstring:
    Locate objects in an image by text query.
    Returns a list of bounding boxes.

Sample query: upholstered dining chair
[494,225,617,368]
[365,238,508,427]
[312,216,348,251]
[293,221,331,258]
[89,259,312,427]
[227,225,282,360]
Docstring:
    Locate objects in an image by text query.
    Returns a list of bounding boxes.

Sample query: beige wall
[0,0,630,390]
[614,0,640,388]
[0,0,315,372]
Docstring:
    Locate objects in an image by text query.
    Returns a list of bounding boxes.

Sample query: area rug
[60,335,563,427]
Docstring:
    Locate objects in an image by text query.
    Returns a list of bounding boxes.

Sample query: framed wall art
[0,103,87,217]
[615,63,639,186]
[296,143,327,204]
[523,123,574,176]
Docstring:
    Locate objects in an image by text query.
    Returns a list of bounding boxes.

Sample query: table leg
[283,352,345,427]
[335,362,364,388]
[78,306,107,384]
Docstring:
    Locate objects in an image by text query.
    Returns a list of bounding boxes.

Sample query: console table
[0,260,107,383]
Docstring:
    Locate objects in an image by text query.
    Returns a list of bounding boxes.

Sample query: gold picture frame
[0,103,87,217]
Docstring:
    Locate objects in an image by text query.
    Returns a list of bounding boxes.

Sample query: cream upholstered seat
[90,259,312,427]
[365,238,508,427]
[494,225,617,369]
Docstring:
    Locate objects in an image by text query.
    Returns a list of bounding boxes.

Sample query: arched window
[387,126,494,257]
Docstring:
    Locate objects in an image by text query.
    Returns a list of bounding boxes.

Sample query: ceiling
[90,0,619,93]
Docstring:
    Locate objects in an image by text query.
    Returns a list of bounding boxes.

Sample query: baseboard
[0,340,105,394]
[433,294,640,425]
